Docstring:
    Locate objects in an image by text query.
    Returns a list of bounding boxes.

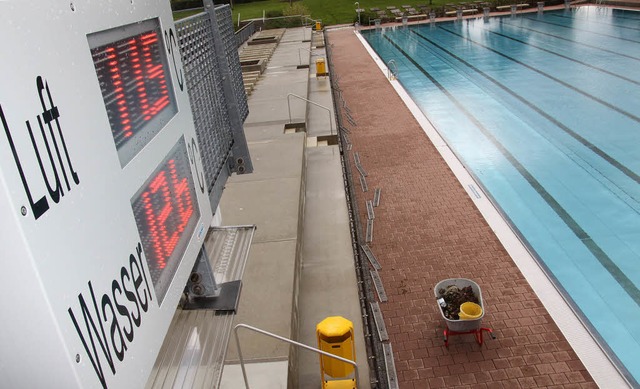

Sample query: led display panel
[131,137,200,304]
[88,18,177,166]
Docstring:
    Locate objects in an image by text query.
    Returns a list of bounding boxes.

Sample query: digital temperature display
[89,19,177,166]
[131,137,199,304]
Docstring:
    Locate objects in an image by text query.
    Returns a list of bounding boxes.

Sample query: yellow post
[316,316,356,388]
[316,58,327,77]
[315,20,322,31]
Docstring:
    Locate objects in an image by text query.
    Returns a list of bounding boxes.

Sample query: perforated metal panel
[176,14,234,196]
[215,5,249,122]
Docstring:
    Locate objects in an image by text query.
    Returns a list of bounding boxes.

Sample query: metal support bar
[233,323,359,389]
[287,93,335,135]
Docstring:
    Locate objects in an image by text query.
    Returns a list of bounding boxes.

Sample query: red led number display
[131,137,200,304]
[100,32,169,139]
[89,19,177,166]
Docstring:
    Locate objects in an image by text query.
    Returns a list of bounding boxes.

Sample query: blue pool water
[362,6,640,384]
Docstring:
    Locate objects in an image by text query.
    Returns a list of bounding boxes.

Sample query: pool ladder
[387,60,398,81]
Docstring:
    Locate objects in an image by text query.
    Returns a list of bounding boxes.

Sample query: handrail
[303,16,322,25]
[298,47,313,66]
[287,93,334,135]
[235,20,255,48]
[233,323,359,389]
[387,59,399,80]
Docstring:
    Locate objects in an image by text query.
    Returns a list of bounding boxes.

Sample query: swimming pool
[362,6,640,385]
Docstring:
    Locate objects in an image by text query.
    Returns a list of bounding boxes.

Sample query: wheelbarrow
[434,278,495,347]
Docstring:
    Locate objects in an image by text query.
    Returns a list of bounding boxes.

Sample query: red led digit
[139,162,196,270]
[90,22,176,160]
[142,170,172,269]
[130,137,200,304]
[105,47,133,139]
[168,159,194,232]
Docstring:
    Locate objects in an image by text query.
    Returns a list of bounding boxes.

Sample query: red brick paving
[327,28,597,388]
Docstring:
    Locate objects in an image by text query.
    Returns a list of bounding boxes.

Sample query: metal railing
[235,21,255,48]
[287,93,335,135]
[298,47,313,66]
[387,59,399,80]
[239,14,312,30]
[233,323,359,389]
[303,16,322,26]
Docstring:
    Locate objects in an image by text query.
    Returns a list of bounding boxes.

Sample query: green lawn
[173,8,206,20]
[232,0,453,25]
[173,0,477,25]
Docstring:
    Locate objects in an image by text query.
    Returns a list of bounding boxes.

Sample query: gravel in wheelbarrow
[434,278,484,332]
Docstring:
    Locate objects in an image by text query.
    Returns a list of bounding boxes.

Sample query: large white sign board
[0,1,212,387]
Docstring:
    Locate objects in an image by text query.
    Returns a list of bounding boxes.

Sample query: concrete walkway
[219,27,370,388]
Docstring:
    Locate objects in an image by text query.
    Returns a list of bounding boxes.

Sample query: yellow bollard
[316,316,356,388]
[315,21,322,31]
[316,58,327,77]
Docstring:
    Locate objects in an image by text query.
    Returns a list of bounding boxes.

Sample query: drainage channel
[325,31,395,389]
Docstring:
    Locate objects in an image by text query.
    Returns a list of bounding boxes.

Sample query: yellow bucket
[459,302,482,320]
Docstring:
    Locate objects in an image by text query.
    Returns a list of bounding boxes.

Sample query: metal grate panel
[366,200,375,220]
[371,269,387,302]
[215,5,249,122]
[176,13,234,195]
[383,343,399,389]
[361,244,381,270]
[373,188,381,207]
[370,302,389,341]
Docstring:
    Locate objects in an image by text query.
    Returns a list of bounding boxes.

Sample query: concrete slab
[225,240,298,361]
[219,177,302,244]
[306,43,336,138]
[267,30,313,68]
[253,69,307,87]
[231,135,305,183]
[244,75,309,125]
[221,361,288,389]
[243,122,292,142]
[297,146,370,388]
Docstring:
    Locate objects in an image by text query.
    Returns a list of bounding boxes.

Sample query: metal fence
[215,5,249,123]
[174,3,252,211]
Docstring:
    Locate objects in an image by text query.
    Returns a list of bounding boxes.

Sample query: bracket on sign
[182,247,242,312]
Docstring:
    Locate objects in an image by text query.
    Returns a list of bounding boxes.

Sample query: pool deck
[327,26,605,389]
